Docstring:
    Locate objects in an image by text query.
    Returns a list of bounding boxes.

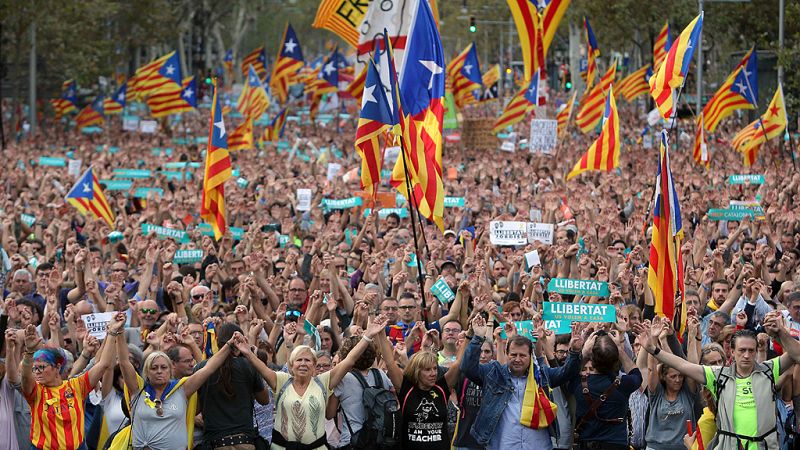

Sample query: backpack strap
[369,368,384,390]
[714,366,732,415]
[275,377,294,408]
[313,375,328,399]
[351,369,371,391]
[574,375,623,437]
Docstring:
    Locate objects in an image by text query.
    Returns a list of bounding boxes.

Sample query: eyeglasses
[192,294,205,300]
[154,399,164,417]
[31,365,50,373]
[443,328,461,334]
[140,308,158,315]
[382,306,399,311]
[179,358,195,364]
[289,288,306,293]
[111,268,127,273]
[398,305,416,310]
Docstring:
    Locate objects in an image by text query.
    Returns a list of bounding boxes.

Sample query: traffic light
[469,17,477,33]
[205,77,212,85]
[564,72,572,91]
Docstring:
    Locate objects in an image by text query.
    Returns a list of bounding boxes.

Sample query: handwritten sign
[68,159,82,178]
[82,312,116,340]
[297,189,312,211]
[542,302,616,323]
[430,278,456,305]
[547,278,610,297]
[529,119,558,154]
[489,221,528,246]
[326,163,342,181]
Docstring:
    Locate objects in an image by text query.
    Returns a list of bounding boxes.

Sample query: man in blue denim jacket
[461,316,588,450]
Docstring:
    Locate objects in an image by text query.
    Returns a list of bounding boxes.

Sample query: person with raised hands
[6,312,124,450]
[641,313,800,450]
[231,314,390,450]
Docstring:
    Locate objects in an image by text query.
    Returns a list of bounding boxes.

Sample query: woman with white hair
[115,312,235,450]
[232,315,389,450]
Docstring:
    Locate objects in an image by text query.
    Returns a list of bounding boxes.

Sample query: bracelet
[695,336,702,342]
[23,351,35,357]
[650,347,661,356]
[362,335,374,343]
[108,330,123,337]
[80,352,92,359]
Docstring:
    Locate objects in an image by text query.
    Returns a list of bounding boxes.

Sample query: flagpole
[398,136,430,316]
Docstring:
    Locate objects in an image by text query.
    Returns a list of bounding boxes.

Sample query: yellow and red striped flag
[647,130,685,331]
[346,65,367,100]
[653,21,671,69]
[65,167,115,228]
[732,83,788,154]
[241,47,267,79]
[146,77,197,118]
[261,108,288,143]
[556,91,577,136]
[743,146,759,167]
[237,66,270,120]
[131,51,183,99]
[492,70,542,134]
[312,0,365,48]
[102,82,127,115]
[51,79,78,119]
[228,118,254,151]
[693,113,709,168]
[575,63,616,133]
[582,18,600,87]
[75,97,105,130]
[702,47,757,133]
[507,0,547,82]
[270,24,305,104]
[478,64,501,103]
[200,81,233,240]
[448,43,483,109]
[356,60,394,194]
[616,64,651,102]
[566,86,620,180]
[649,13,703,121]
[540,0,570,57]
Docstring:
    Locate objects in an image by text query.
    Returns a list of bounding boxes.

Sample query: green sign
[363,208,409,219]
[542,301,617,323]
[544,319,572,334]
[173,249,204,264]
[100,179,133,191]
[707,208,755,221]
[196,223,244,240]
[729,201,766,220]
[547,278,610,297]
[113,169,152,179]
[729,174,765,185]
[38,156,66,167]
[430,278,456,305]
[134,187,163,199]
[443,91,458,130]
[322,197,363,210]
[443,197,465,208]
[160,171,187,181]
[141,223,190,243]
[278,235,291,248]
[20,214,36,227]
[499,321,536,341]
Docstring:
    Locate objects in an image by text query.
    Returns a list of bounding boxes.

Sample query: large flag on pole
[492,69,542,134]
[389,0,446,230]
[448,43,483,108]
[649,13,703,121]
[507,0,570,82]
[270,24,305,104]
[702,47,758,132]
[653,21,672,69]
[65,167,115,228]
[200,81,233,240]
[241,47,267,79]
[647,130,685,330]
[566,85,620,180]
[731,83,788,154]
[146,76,197,118]
[582,18,600,87]
[237,66,270,120]
[575,63,616,133]
[616,64,651,102]
[312,0,365,47]
[355,60,394,194]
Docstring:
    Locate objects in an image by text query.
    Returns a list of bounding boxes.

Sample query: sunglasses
[192,294,205,300]
[32,365,50,373]
[154,399,164,417]
[140,308,158,315]
[285,310,302,318]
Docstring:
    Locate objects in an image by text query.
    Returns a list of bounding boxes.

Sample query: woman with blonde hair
[115,318,236,450]
[232,315,390,449]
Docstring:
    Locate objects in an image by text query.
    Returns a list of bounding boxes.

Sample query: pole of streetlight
[778,0,785,85]
[696,0,703,115]
[29,20,37,135]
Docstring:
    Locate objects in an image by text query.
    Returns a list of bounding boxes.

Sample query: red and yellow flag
[653,21,671,69]
[649,14,703,120]
[312,0,365,48]
[616,64,651,102]
[228,118,254,151]
[693,113,710,169]
[566,86,620,180]
[556,91,577,136]
[731,83,788,154]
[575,64,616,133]
[200,81,233,240]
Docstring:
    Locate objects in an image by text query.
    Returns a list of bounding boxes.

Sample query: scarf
[520,360,557,429]
[202,322,219,360]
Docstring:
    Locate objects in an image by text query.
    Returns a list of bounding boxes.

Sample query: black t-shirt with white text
[399,375,450,450]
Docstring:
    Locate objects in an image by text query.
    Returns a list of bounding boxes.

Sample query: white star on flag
[361,84,377,109]
[82,183,92,193]
[117,92,125,102]
[736,82,747,94]
[166,65,175,75]
[419,60,443,90]
[183,88,194,99]
[284,38,297,54]
[323,62,336,76]
[214,118,226,138]
[463,64,472,75]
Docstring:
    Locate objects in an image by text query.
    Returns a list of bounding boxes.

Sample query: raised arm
[329,315,388,388]
[233,332,278,390]
[87,313,125,387]
[377,325,404,389]
[764,311,800,374]
[642,317,706,384]
[20,325,43,396]
[181,339,233,396]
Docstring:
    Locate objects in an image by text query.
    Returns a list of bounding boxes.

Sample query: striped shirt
[26,372,91,450]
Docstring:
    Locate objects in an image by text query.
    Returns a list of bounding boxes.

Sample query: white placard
[527,222,555,245]
[529,208,543,222]
[643,134,653,149]
[139,120,158,134]
[701,143,708,162]
[296,189,312,212]
[81,312,116,340]
[647,108,661,126]
[529,119,558,154]
[326,163,342,181]
[122,117,139,131]
[500,141,516,152]
[489,221,528,246]
[384,146,400,167]
[524,250,541,269]
[68,159,82,179]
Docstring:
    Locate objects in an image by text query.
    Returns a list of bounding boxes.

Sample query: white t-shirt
[101,389,128,436]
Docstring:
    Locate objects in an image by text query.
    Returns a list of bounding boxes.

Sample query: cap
[443,229,457,238]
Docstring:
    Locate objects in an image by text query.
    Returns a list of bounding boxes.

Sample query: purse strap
[574,375,622,435]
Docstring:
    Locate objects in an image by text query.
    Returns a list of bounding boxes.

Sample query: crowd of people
[0,87,798,450]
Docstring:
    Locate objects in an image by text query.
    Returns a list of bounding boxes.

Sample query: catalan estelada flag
[356,59,394,194]
[103,82,127,115]
[389,0,446,230]
[448,43,483,108]
[616,64,651,102]
[228,118,254,151]
[556,91,577,136]
[76,96,105,130]
[479,64,501,103]
[237,66,270,120]
[241,46,267,79]
[566,85,620,181]
[575,63,616,133]
[507,0,545,82]
[647,130,685,331]
[582,18,600,87]
[702,47,757,133]
[261,108,288,143]
[732,83,788,154]
[312,0,365,48]
[66,167,115,228]
[520,360,557,429]
[132,51,183,98]
[223,49,233,75]
[540,0,570,57]
[50,79,78,119]
[649,13,703,121]
[693,113,710,168]
[146,76,197,118]
[492,69,542,134]
[270,24,305,104]
[346,65,367,100]
[653,21,672,69]
[200,81,233,240]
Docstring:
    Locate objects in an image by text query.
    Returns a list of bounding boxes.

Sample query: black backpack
[340,369,400,449]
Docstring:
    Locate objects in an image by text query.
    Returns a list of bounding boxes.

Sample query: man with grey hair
[6,269,45,309]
